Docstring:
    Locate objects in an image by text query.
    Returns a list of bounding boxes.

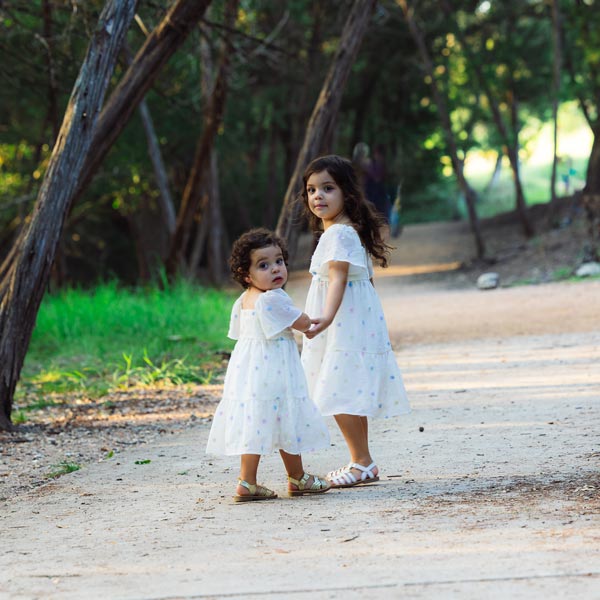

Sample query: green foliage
[0,0,595,281]
[19,281,234,397]
[46,461,82,479]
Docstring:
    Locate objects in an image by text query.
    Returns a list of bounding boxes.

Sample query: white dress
[301,224,410,418]
[206,288,330,456]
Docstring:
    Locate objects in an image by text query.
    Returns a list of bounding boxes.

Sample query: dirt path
[2,221,600,599]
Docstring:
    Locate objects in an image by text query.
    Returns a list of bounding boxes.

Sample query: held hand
[304,317,331,339]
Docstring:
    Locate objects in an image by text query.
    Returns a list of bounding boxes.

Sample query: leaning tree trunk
[0,0,137,432]
[166,0,238,278]
[400,0,485,258]
[73,0,213,208]
[276,0,377,254]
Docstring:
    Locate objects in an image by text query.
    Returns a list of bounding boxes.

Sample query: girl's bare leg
[279,450,325,492]
[279,450,304,481]
[236,454,261,497]
[333,414,379,477]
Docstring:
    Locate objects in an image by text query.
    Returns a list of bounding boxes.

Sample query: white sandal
[327,462,380,488]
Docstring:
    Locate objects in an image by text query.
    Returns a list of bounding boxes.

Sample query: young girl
[300,155,410,488]
[206,228,331,502]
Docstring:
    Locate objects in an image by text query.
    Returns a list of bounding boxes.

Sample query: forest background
[1,0,599,432]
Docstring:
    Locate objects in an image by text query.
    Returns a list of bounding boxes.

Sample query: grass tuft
[46,461,81,479]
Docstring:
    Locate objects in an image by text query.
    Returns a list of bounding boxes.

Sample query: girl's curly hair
[301,154,392,267]
[229,228,289,288]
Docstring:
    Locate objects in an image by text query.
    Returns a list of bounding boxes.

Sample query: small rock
[575,262,600,277]
[419,426,424,432]
[477,272,500,290]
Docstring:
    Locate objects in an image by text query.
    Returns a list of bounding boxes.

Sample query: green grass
[18,280,235,399]
[468,158,588,218]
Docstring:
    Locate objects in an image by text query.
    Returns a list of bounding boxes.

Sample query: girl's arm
[304,260,349,339]
[292,312,312,333]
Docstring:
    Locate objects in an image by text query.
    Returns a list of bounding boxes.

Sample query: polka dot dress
[301,224,410,418]
[206,289,330,456]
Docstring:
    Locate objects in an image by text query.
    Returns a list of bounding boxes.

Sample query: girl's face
[245,244,287,291]
[306,170,345,228]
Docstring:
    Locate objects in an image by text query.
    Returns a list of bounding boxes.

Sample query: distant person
[352,142,391,221]
[206,228,331,501]
[366,145,391,222]
[301,155,411,488]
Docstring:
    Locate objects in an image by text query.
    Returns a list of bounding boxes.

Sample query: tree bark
[73,0,213,207]
[276,0,377,252]
[400,0,485,258]
[0,0,137,432]
[166,0,238,278]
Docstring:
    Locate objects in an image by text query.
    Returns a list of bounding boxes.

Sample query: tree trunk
[440,0,534,238]
[549,0,562,218]
[72,0,213,207]
[122,43,176,238]
[507,81,532,236]
[400,0,485,259]
[263,129,279,228]
[584,126,600,194]
[581,126,600,260]
[483,151,503,193]
[200,17,227,285]
[166,0,238,278]
[276,0,377,253]
[207,151,226,284]
[128,193,171,281]
[0,0,137,432]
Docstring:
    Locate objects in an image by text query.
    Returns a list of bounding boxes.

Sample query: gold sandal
[233,479,278,503]
[287,472,331,497]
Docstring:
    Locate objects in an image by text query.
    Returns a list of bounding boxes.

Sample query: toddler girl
[300,155,410,488]
[206,228,330,501]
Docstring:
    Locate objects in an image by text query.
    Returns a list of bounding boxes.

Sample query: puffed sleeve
[256,289,302,339]
[227,295,243,340]
[316,224,367,271]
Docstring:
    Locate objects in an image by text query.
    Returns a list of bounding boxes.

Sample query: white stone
[477,272,500,290]
[575,262,600,277]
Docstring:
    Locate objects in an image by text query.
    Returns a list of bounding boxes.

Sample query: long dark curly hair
[229,228,289,288]
[301,155,391,267]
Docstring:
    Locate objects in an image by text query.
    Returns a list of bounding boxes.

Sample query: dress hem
[205,441,331,457]
[318,407,411,418]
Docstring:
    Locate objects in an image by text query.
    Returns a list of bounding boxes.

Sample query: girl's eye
[258,262,268,269]
[276,258,284,265]
[307,187,314,194]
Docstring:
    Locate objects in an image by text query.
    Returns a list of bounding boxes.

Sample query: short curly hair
[229,228,289,288]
